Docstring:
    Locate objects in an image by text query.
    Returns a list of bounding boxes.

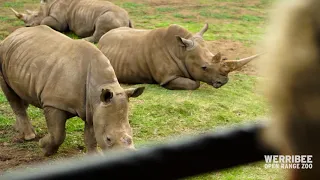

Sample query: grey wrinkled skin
[0,25,145,156]
[97,23,262,90]
[11,0,133,43]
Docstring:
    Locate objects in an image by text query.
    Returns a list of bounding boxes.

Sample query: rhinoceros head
[11,7,44,27]
[93,87,145,151]
[176,23,263,88]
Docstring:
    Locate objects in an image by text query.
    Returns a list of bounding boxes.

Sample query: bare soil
[0,143,44,174]
[207,40,260,76]
[0,128,83,174]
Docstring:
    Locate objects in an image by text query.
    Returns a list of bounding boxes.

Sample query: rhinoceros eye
[106,136,113,146]
[201,66,207,71]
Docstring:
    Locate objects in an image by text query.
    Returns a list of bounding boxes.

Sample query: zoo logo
[264,155,313,170]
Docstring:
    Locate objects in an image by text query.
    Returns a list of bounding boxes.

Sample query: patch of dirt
[0,128,83,174]
[5,26,20,33]
[207,39,261,76]
[0,142,44,174]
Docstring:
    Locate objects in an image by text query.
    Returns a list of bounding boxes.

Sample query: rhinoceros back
[98,27,156,84]
[68,0,129,37]
[0,25,97,116]
[98,25,193,85]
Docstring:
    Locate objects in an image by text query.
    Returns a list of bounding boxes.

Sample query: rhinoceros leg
[41,16,66,32]
[163,77,200,90]
[84,123,97,153]
[83,36,95,43]
[0,75,36,140]
[83,12,125,43]
[39,107,68,156]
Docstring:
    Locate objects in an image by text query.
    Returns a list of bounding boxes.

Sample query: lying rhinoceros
[97,23,263,90]
[11,0,133,43]
[0,25,145,156]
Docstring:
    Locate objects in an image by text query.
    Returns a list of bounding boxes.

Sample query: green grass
[0,0,284,179]
[216,0,244,2]
[173,13,196,19]
[199,11,235,19]
[122,2,145,9]
[2,2,25,8]
[156,7,177,12]
[65,32,79,39]
[240,15,265,22]
[0,16,12,21]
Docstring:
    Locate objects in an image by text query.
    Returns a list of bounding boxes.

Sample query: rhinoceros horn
[11,8,25,20]
[195,23,209,37]
[222,52,266,72]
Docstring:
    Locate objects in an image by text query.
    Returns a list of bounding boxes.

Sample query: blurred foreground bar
[2,121,277,180]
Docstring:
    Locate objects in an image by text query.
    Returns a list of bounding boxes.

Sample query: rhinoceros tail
[129,20,134,28]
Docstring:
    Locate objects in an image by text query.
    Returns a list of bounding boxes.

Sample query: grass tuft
[2,2,24,8]
[156,7,177,12]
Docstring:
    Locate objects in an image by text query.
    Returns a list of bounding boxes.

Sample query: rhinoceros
[11,0,133,43]
[0,25,145,156]
[97,23,262,90]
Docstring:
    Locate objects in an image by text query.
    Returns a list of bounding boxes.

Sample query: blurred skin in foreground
[259,0,320,179]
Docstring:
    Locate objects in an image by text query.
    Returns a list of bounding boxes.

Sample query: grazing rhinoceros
[0,25,145,156]
[10,0,133,43]
[97,23,263,90]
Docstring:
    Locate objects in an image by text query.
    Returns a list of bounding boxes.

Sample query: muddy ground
[0,126,85,175]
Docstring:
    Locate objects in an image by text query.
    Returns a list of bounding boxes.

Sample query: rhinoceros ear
[175,36,194,49]
[26,10,33,15]
[100,89,113,103]
[212,52,222,63]
[125,87,145,98]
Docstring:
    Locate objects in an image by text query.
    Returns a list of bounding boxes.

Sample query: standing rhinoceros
[97,23,263,90]
[10,0,133,43]
[0,25,145,156]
